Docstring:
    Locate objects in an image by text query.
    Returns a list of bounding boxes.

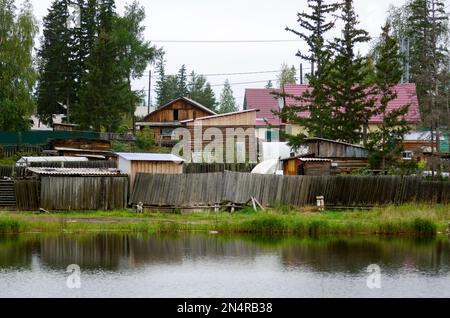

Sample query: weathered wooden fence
[183,163,257,174]
[0,145,43,159]
[40,176,129,211]
[0,166,28,178]
[130,172,450,208]
[14,180,40,211]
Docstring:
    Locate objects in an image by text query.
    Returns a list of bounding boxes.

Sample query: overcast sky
[27,0,416,108]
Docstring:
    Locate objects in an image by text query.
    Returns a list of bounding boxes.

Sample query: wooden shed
[304,138,369,174]
[115,153,184,189]
[281,157,332,176]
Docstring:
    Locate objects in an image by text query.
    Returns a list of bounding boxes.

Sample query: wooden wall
[144,100,213,123]
[307,140,369,159]
[130,161,183,189]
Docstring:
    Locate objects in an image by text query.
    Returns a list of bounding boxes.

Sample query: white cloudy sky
[26,0,417,107]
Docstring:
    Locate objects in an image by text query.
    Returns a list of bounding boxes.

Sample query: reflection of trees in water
[0,234,448,274]
[0,234,259,271]
[281,238,450,274]
[0,235,40,269]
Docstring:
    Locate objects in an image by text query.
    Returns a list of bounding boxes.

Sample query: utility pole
[148,69,152,115]
[300,63,303,85]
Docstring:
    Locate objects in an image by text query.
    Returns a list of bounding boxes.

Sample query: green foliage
[135,128,156,151]
[111,140,132,153]
[0,0,38,131]
[368,23,411,170]
[277,63,297,88]
[188,71,217,111]
[218,79,238,114]
[387,0,449,128]
[278,0,340,148]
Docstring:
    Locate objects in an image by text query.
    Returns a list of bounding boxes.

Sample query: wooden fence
[0,166,28,178]
[14,180,40,211]
[0,145,43,159]
[130,172,450,208]
[183,163,257,174]
[40,176,129,211]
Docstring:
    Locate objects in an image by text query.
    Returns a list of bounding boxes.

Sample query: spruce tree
[75,0,129,131]
[218,80,238,114]
[177,64,189,98]
[327,0,375,144]
[278,0,340,148]
[36,0,73,125]
[155,50,171,107]
[368,23,411,170]
[188,71,216,111]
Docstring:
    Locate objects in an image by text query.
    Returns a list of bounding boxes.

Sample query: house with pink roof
[244,83,422,142]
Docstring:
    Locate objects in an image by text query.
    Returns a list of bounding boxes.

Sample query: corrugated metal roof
[244,83,422,126]
[17,156,89,164]
[115,153,185,163]
[27,168,126,176]
[244,88,282,126]
[280,156,332,162]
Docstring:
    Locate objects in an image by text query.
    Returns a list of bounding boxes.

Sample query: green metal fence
[0,131,100,146]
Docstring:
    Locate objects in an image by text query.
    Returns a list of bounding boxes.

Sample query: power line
[151,39,302,44]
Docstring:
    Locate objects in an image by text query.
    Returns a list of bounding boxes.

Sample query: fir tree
[177,64,189,98]
[368,23,411,170]
[154,49,171,107]
[74,0,130,131]
[188,71,216,111]
[327,0,375,144]
[277,0,340,148]
[218,80,238,114]
[36,0,73,125]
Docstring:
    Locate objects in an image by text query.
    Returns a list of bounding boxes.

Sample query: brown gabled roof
[143,97,216,121]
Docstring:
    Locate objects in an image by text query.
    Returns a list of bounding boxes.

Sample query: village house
[136,97,217,145]
[244,83,422,142]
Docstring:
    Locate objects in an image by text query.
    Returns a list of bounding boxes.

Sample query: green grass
[0,204,448,237]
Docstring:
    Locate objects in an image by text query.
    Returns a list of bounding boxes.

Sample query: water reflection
[0,233,448,275]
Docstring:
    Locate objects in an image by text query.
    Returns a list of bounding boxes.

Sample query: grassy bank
[0,204,448,237]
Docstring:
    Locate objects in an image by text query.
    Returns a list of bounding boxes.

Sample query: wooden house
[136,97,217,145]
[304,138,369,174]
[181,109,258,163]
[115,153,184,189]
[281,157,332,176]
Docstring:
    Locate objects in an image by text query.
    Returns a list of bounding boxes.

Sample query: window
[173,110,179,121]
[266,130,273,142]
[161,128,174,137]
[402,151,414,161]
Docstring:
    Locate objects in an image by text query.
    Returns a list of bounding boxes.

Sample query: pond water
[0,233,449,298]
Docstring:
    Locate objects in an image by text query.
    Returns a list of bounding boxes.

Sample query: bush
[135,128,156,151]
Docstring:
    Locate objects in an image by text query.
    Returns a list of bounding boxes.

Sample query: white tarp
[252,160,282,175]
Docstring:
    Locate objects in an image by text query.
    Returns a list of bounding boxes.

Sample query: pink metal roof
[244,83,421,126]
[283,83,421,124]
[244,88,282,126]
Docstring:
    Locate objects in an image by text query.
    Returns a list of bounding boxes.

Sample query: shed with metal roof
[115,153,184,188]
